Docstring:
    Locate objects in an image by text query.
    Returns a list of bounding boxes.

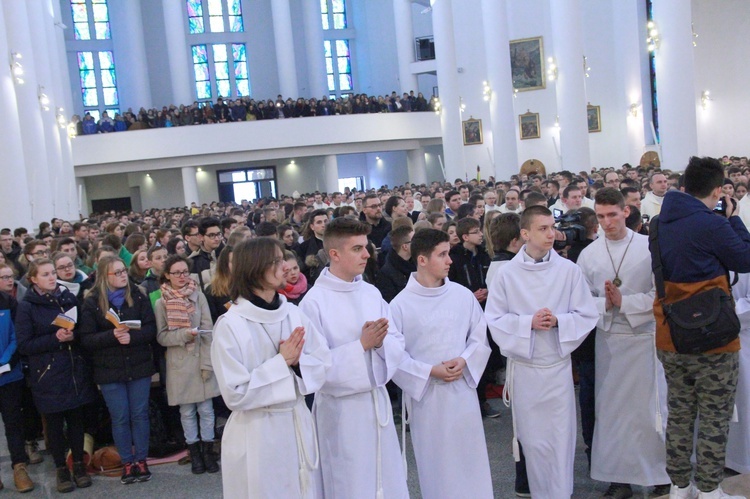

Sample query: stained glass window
[324,39,352,96]
[233,43,250,97]
[71,0,110,40]
[187,0,204,34]
[78,51,98,106]
[228,0,244,32]
[321,0,347,30]
[192,45,211,100]
[77,50,120,114]
[187,0,243,34]
[99,51,118,106]
[213,43,229,97]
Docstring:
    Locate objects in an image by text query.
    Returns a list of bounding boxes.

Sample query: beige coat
[155,290,220,406]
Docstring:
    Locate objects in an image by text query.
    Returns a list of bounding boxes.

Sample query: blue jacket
[15,287,95,414]
[0,293,23,386]
[81,118,97,135]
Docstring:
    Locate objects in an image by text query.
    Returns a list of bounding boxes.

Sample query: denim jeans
[179,399,215,444]
[100,376,152,463]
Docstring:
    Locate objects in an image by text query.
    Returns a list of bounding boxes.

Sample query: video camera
[552,209,588,250]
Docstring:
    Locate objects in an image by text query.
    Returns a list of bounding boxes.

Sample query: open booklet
[105,308,142,330]
[51,307,78,330]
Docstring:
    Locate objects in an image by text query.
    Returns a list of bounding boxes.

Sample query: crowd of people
[71,90,437,135]
[0,155,749,498]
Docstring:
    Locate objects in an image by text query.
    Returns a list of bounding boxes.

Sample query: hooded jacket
[652,190,750,352]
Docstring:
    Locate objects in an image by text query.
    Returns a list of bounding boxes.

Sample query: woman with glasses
[155,255,219,475]
[0,264,26,301]
[53,253,91,301]
[15,259,95,493]
[78,256,156,485]
[211,238,330,499]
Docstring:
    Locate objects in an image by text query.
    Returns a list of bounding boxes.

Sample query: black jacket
[78,290,156,385]
[204,284,231,324]
[15,287,95,414]
[448,243,491,293]
[359,212,392,249]
[568,238,596,362]
[375,251,416,303]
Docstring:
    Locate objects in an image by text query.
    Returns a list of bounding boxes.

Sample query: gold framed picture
[510,36,545,91]
[519,112,540,140]
[587,105,601,133]
[462,118,483,145]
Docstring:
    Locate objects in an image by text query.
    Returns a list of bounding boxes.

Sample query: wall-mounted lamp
[10,52,24,84]
[290,160,295,164]
[433,97,441,115]
[482,81,492,102]
[513,88,518,99]
[701,90,711,110]
[145,173,151,178]
[67,122,77,138]
[692,23,699,47]
[546,57,558,82]
[375,156,381,161]
[459,97,466,113]
[647,21,660,52]
[56,107,67,128]
[197,167,203,172]
[629,103,639,117]
[583,56,591,78]
[38,86,50,111]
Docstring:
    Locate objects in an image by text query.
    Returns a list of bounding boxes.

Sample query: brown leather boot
[13,463,34,493]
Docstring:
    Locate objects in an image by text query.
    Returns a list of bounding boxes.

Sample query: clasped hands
[431,357,466,382]
[55,328,74,343]
[532,308,558,330]
[280,326,305,366]
[603,280,623,311]
[360,318,388,351]
[113,325,131,345]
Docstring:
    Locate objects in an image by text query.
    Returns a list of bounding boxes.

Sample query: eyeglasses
[204,232,222,239]
[56,263,75,272]
[107,269,128,277]
[271,257,284,267]
[169,270,191,277]
[187,232,200,238]
[468,230,483,235]
[0,275,14,281]
[31,250,49,257]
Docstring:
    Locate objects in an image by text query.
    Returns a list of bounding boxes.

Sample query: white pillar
[162,0,193,105]
[271,0,299,98]
[109,0,152,111]
[0,3,32,229]
[181,167,200,206]
[323,155,339,193]
[407,148,428,185]
[431,0,464,182]
[393,0,418,94]
[302,0,327,98]
[481,0,518,180]
[549,0,591,171]
[3,0,54,225]
[652,0,698,170]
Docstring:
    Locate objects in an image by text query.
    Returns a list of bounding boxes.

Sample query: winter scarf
[279,274,308,300]
[160,279,197,329]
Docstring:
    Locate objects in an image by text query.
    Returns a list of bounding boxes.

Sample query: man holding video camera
[650,156,750,499]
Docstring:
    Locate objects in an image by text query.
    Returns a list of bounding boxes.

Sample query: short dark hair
[390,225,413,249]
[101,233,122,251]
[229,238,285,300]
[384,196,402,217]
[684,156,724,198]
[455,203,476,221]
[620,186,640,199]
[456,217,480,240]
[323,217,371,252]
[255,222,278,237]
[524,192,547,207]
[410,228,449,261]
[626,205,642,231]
[594,187,625,209]
[445,190,460,203]
[199,217,221,236]
[545,179,560,190]
[181,220,199,238]
[490,213,521,252]
[220,218,236,232]
[520,205,553,230]
[570,207,598,235]
[562,184,581,199]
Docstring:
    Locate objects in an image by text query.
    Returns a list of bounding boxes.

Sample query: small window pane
[217,80,230,98]
[187,0,203,17]
[234,61,248,79]
[327,75,335,91]
[77,52,94,69]
[100,69,116,87]
[232,43,246,61]
[229,16,244,32]
[231,171,246,182]
[196,81,211,99]
[320,0,328,13]
[106,108,120,117]
[82,88,98,106]
[236,79,250,97]
[103,87,118,106]
[79,70,96,89]
[194,64,209,81]
[98,51,114,69]
[337,57,350,74]
[92,3,108,21]
[86,109,100,121]
[207,0,223,15]
[333,14,346,29]
[215,62,229,80]
[332,0,345,13]
[324,40,332,57]
[95,22,110,39]
[188,17,204,34]
[71,4,88,22]
[74,23,91,40]
[326,58,333,74]
[209,15,224,32]
[192,45,208,63]
[228,0,242,15]
[213,44,228,61]
[336,40,349,56]
[339,74,352,90]
[321,15,329,30]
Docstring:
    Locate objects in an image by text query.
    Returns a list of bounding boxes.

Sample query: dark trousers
[575,359,596,451]
[21,381,42,441]
[478,330,504,404]
[0,379,29,466]
[45,407,86,467]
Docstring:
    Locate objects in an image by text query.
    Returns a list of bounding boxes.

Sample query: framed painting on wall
[510,36,545,91]
[463,118,483,145]
[519,112,540,140]
[587,105,601,133]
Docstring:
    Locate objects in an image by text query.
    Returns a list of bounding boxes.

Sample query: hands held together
[280,327,305,366]
[360,318,389,351]
[56,328,74,343]
[431,357,467,382]
[603,280,622,311]
[532,308,558,330]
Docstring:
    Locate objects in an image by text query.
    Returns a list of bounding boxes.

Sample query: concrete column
[652,0,698,170]
[3,0,53,225]
[271,0,299,98]
[431,0,465,182]
[0,3,32,229]
[323,155,339,193]
[549,0,591,171]
[481,0,518,180]
[162,0,193,105]
[302,0,327,97]
[407,148,428,185]
[109,0,152,110]
[181,167,200,206]
[393,0,419,94]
